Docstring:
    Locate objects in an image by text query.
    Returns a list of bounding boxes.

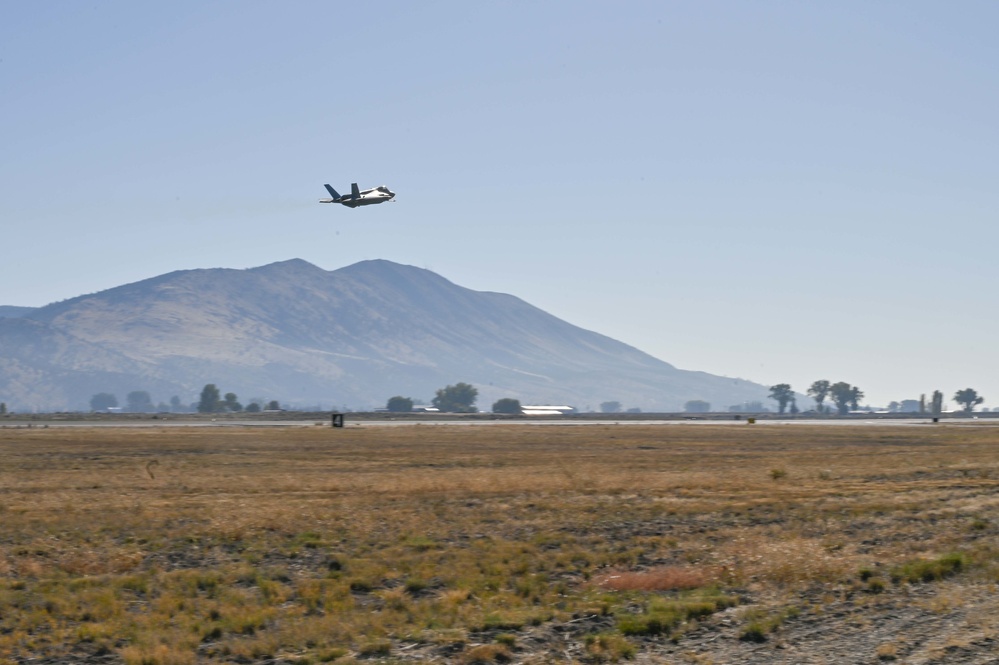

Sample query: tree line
[84,380,989,416]
[88,385,281,413]
[385,383,485,413]
[386,383,525,414]
[765,381,986,415]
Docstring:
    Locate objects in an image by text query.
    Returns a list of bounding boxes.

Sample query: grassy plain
[1,422,998,663]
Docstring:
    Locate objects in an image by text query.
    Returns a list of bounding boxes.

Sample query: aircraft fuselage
[320,183,395,208]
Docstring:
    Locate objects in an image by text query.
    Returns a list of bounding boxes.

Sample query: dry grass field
[1,422,998,664]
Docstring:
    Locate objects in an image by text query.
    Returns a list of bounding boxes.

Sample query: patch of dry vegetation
[1,423,999,663]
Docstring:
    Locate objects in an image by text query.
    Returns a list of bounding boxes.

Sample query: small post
[331,413,344,428]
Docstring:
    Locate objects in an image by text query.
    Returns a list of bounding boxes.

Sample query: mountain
[0,306,34,318]
[0,259,768,411]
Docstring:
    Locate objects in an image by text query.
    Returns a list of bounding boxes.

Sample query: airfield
[2,419,998,664]
[3,411,996,429]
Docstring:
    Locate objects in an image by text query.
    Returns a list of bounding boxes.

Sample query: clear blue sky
[3,1,998,409]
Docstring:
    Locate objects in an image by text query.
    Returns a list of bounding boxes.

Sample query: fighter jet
[320,183,395,208]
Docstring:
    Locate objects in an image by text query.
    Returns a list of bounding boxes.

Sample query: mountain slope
[2,259,767,411]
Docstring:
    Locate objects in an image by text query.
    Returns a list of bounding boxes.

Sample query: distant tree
[898,399,920,413]
[197,384,222,413]
[432,383,478,413]
[386,396,415,413]
[169,396,184,413]
[126,390,154,413]
[919,393,927,414]
[768,384,794,415]
[684,399,711,413]
[849,386,864,411]
[727,401,768,413]
[953,388,984,413]
[492,398,522,414]
[244,402,261,413]
[887,401,900,413]
[600,401,622,414]
[807,380,830,412]
[928,390,942,416]
[90,393,118,412]
[789,398,799,415]
[223,392,242,412]
[828,382,863,415]
[0,402,6,415]
[266,400,281,411]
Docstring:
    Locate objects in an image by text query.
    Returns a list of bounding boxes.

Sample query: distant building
[521,405,576,416]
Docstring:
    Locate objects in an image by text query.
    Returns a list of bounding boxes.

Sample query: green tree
[828,382,863,415]
[432,383,478,413]
[386,396,414,412]
[492,398,522,414]
[768,384,794,415]
[197,384,222,413]
[90,393,118,411]
[0,402,6,415]
[265,400,281,411]
[953,388,984,413]
[807,380,830,413]
[684,399,711,413]
[244,402,261,413]
[126,390,153,413]
[600,401,622,414]
[930,390,944,416]
[223,392,242,412]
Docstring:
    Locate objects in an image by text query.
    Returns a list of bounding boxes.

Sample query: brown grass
[593,566,713,591]
[1,422,998,662]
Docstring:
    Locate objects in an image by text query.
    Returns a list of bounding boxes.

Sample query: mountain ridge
[1,259,767,411]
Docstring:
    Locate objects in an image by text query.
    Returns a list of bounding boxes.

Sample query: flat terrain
[1,423,998,664]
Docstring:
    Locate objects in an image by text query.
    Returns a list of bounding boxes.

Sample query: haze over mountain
[0,260,768,412]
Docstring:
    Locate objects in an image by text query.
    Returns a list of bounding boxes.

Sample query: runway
[3,416,996,429]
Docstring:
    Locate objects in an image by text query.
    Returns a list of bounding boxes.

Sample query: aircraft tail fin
[324,184,340,198]
[351,183,360,199]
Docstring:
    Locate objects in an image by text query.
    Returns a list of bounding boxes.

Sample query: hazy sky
[3,1,998,409]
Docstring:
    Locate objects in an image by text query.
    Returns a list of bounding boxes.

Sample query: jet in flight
[320,183,395,208]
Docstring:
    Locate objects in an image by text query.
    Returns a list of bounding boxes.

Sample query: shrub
[461,643,512,664]
[617,593,737,636]
[357,639,391,656]
[585,633,637,661]
[739,623,767,643]
[891,553,966,584]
